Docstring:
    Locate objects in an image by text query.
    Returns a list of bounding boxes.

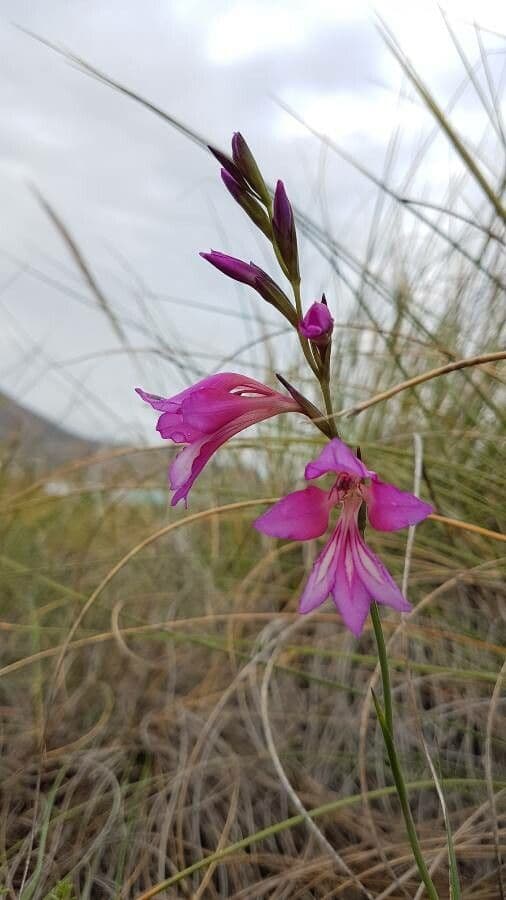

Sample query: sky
[0,0,504,442]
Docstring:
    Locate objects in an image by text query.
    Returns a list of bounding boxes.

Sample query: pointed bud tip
[272,180,299,279]
[220,168,240,191]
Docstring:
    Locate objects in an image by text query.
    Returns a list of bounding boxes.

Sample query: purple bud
[272,180,300,282]
[299,300,334,345]
[250,264,298,326]
[231,132,269,202]
[208,145,249,190]
[200,251,256,286]
[200,251,297,325]
[220,169,243,202]
[221,169,272,240]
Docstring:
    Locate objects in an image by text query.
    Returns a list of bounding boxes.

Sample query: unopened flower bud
[250,263,298,326]
[200,251,256,286]
[208,145,249,189]
[200,251,297,325]
[231,132,270,203]
[272,180,300,283]
[221,169,272,240]
[299,300,334,346]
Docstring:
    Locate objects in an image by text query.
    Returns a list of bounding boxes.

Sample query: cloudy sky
[0,0,504,441]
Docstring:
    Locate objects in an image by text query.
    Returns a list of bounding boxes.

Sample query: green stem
[265,194,320,381]
[291,277,303,319]
[291,280,320,378]
[320,378,338,438]
[370,605,439,900]
[370,601,393,734]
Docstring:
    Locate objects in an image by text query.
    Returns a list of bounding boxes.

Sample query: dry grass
[1,20,505,899]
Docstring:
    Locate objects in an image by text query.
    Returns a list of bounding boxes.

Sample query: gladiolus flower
[299,300,334,345]
[136,373,301,507]
[254,438,432,636]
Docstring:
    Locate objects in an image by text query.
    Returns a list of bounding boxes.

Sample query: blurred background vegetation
[0,5,505,898]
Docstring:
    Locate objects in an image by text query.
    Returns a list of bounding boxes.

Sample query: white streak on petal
[355,540,383,581]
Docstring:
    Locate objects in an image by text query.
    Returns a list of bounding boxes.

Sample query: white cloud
[275,86,428,144]
[205,0,366,64]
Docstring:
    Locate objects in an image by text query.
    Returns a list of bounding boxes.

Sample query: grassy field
[1,35,505,899]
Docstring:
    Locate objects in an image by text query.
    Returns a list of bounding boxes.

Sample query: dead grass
[1,17,505,899]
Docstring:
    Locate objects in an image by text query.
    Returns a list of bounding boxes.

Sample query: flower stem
[370,604,439,900]
[370,602,393,734]
[291,280,320,378]
[320,378,338,438]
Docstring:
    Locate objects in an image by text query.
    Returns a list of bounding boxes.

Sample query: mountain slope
[0,392,102,467]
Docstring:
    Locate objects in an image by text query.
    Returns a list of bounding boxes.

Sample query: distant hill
[0,391,102,468]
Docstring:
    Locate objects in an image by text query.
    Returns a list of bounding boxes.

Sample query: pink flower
[254,439,432,636]
[136,373,300,507]
[299,300,334,345]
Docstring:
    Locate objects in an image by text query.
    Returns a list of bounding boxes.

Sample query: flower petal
[136,388,203,442]
[350,530,411,613]
[366,479,433,532]
[299,301,334,342]
[299,527,340,614]
[137,374,270,415]
[254,486,332,541]
[169,437,207,507]
[137,373,297,451]
[169,417,244,507]
[332,552,372,637]
[169,406,296,507]
[156,410,202,443]
[135,387,173,412]
[305,438,372,481]
[183,388,293,434]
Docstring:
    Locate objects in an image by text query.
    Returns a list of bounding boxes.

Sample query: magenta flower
[254,439,432,636]
[299,300,334,345]
[136,373,301,507]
